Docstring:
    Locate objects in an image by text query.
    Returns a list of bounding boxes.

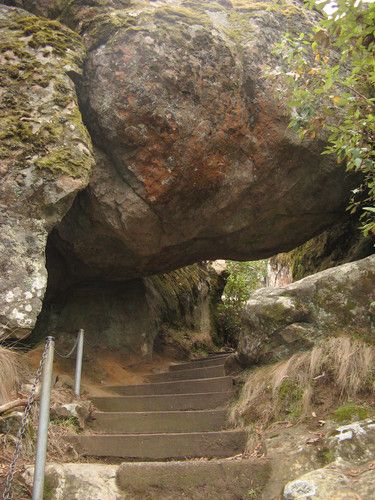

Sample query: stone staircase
[69,353,247,460]
[54,353,271,498]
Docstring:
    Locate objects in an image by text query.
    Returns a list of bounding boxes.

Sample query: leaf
[331,95,341,105]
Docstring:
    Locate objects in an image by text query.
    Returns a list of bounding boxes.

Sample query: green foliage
[217,260,267,346]
[223,261,268,306]
[274,0,375,235]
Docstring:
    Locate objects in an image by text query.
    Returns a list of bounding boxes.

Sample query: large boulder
[233,255,375,366]
[0,1,361,343]
[42,0,353,281]
[0,6,94,339]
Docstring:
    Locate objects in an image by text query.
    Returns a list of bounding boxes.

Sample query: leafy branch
[273,0,374,235]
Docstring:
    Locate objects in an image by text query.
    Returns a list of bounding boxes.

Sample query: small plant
[247,488,262,498]
[277,378,303,419]
[316,447,335,466]
[51,416,80,432]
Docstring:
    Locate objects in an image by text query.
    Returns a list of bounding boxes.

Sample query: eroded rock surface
[0,6,94,339]
[283,460,375,500]
[33,263,224,356]
[33,0,354,281]
[233,255,375,365]
[23,463,123,500]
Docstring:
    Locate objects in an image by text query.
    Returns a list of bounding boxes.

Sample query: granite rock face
[233,255,375,366]
[0,6,94,339]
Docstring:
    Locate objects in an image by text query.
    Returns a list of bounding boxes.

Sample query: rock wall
[0,6,94,339]
[268,218,374,285]
[31,263,224,356]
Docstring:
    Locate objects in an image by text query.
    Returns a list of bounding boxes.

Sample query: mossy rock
[0,6,94,187]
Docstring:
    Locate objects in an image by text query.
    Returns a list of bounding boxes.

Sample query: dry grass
[0,346,27,405]
[230,337,375,427]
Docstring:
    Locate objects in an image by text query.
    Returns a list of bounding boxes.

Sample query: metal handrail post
[74,329,84,397]
[32,336,55,500]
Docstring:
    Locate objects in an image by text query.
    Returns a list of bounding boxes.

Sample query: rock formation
[32,263,225,356]
[0,6,94,339]
[55,0,355,281]
[268,217,374,285]
[232,255,375,366]
[0,0,358,339]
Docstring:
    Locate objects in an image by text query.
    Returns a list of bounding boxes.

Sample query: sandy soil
[26,342,182,397]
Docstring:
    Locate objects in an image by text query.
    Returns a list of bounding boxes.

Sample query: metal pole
[32,336,54,500]
[74,329,84,397]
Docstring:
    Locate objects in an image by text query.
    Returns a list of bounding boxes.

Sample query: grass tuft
[230,336,375,427]
[0,346,25,405]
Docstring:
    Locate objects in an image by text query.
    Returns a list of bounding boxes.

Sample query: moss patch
[5,14,83,63]
[331,403,370,423]
[0,8,94,190]
[316,447,335,466]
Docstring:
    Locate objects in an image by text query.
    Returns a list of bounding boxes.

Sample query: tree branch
[0,398,28,415]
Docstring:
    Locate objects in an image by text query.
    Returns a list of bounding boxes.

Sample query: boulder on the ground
[0,411,23,434]
[232,255,374,366]
[327,419,375,465]
[50,400,94,429]
[0,6,94,339]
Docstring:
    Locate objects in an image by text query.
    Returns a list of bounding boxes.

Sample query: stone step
[106,376,234,396]
[169,357,227,371]
[92,391,233,412]
[90,409,227,434]
[68,430,247,460]
[117,459,270,499]
[24,459,270,499]
[147,364,225,382]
